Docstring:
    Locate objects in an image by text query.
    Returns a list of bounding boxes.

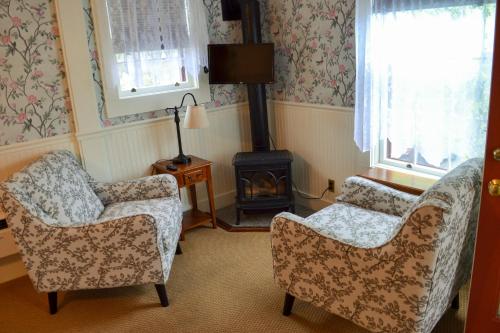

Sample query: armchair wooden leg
[283,293,295,316]
[176,242,182,255]
[48,292,57,315]
[452,294,460,310]
[155,284,169,307]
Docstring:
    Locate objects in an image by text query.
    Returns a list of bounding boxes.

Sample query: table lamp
[167,93,209,164]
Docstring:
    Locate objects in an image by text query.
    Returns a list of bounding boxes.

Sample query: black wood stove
[233,151,294,224]
[228,0,294,224]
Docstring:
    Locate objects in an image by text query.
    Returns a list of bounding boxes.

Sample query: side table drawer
[184,169,205,186]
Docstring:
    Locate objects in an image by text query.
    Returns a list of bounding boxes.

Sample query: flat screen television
[221,0,241,21]
[208,43,274,84]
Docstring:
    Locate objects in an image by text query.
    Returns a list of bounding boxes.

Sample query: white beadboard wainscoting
[0,100,369,283]
[78,102,252,212]
[0,134,78,181]
[271,101,370,210]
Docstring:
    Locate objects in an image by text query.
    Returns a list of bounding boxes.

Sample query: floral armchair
[0,150,183,314]
[271,158,483,333]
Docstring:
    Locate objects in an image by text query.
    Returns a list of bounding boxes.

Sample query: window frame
[370,2,494,177]
[373,139,448,177]
[90,0,210,118]
[373,0,495,12]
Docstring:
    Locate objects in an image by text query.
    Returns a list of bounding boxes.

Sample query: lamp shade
[184,105,209,129]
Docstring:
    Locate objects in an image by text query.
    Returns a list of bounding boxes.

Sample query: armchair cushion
[302,202,403,248]
[91,174,178,205]
[336,176,418,217]
[99,197,183,260]
[2,150,103,226]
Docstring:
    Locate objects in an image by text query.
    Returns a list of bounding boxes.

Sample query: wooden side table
[152,155,217,240]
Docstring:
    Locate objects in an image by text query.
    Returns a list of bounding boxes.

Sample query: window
[355,0,496,175]
[91,0,210,117]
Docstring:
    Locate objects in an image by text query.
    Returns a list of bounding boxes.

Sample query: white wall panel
[272,101,370,208]
[77,103,252,210]
[0,134,78,181]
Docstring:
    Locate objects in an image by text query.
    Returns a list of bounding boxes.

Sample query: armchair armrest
[7,203,173,292]
[271,212,306,228]
[336,176,418,216]
[90,174,178,205]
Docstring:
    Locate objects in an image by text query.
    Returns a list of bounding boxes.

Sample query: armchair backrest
[401,158,483,330]
[0,150,104,226]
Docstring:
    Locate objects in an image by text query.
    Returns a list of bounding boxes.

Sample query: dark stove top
[233,150,293,166]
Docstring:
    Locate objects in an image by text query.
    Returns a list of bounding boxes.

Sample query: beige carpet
[0,228,468,333]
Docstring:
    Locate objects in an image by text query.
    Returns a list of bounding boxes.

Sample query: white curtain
[355,0,496,170]
[106,0,209,93]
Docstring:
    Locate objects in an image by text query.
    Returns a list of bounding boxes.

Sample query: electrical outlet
[328,179,335,192]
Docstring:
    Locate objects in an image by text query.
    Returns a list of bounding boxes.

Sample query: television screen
[208,43,274,84]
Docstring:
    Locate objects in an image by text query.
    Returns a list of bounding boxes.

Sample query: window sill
[358,165,439,195]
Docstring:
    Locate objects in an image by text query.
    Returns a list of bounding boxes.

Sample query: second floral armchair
[271,158,483,333]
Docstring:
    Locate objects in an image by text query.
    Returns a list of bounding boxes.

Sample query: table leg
[206,171,217,229]
[188,184,198,210]
[178,187,185,241]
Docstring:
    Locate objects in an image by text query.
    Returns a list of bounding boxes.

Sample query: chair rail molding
[273,100,354,113]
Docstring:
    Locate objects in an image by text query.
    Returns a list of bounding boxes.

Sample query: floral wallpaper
[0,0,72,146]
[204,0,247,109]
[265,0,355,107]
[199,0,356,107]
[82,0,356,127]
[0,0,356,143]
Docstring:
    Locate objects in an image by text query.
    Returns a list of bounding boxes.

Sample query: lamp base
[172,154,192,165]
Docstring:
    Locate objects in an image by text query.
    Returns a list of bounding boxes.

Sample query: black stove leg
[236,208,241,225]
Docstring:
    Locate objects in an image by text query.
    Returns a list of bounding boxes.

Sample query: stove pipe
[239,0,270,152]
